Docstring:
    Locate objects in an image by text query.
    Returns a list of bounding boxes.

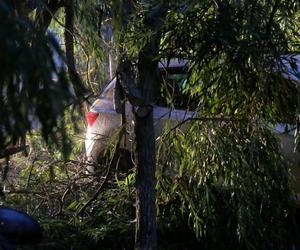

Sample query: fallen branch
[75,158,115,217]
[0,145,28,159]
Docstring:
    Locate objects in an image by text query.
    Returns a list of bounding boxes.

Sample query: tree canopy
[1,0,300,249]
[112,1,300,248]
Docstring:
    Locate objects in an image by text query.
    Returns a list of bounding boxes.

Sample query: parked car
[85,71,196,162]
[85,58,300,190]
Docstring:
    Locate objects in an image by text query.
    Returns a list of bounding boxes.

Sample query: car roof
[99,56,300,99]
[158,58,189,71]
[280,54,300,82]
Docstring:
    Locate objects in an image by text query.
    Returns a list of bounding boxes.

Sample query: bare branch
[167,116,242,134]
[0,145,28,159]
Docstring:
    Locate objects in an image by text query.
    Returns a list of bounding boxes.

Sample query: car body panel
[85,59,300,195]
[85,77,196,162]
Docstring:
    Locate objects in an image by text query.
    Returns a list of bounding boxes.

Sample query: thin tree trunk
[134,30,164,250]
[116,49,159,250]
[64,0,89,113]
[115,3,168,249]
[133,4,168,248]
[134,107,157,250]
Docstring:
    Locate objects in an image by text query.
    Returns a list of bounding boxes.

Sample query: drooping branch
[166,116,244,134]
[34,0,64,32]
[64,0,89,108]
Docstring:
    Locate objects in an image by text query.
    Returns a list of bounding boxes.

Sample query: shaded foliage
[157,120,294,249]
[0,1,75,155]
[1,135,136,249]
[153,1,300,249]
[162,0,300,121]
[1,0,300,249]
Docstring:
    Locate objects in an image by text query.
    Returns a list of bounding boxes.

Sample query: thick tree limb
[266,0,280,36]
[116,60,154,118]
[116,60,144,107]
[34,0,64,32]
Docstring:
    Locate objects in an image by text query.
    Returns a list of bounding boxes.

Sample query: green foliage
[1,130,135,249]
[72,0,117,91]
[112,1,167,57]
[0,2,75,155]
[2,0,300,249]
[152,3,300,247]
[108,1,300,248]
[163,0,300,121]
[157,119,293,249]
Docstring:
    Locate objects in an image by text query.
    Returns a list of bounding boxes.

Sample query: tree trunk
[114,3,168,249]
[134,37,162,250]
[135,110,156,250]
[64,0,89,113]
[133,3,168,248]
[116,56,158,249]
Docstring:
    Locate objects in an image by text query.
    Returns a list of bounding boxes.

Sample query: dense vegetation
[1,0,300,249]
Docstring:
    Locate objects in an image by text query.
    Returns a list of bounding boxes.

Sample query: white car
[85,58,300,168]
[85,76,196,163]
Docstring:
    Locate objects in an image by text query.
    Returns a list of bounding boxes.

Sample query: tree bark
[114,3,168,249]
[134,49,159,250]
[134,109,157,250]
[134,8,167,248]
[116,37,161,250]
[64,0,89,113]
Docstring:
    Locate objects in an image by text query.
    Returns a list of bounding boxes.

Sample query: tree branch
[64,0,90,108]
[116,59,144,107]
[265,0,280,37]
[166,116,240,135]
[0,145,28,159]
[34,0,64,32]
